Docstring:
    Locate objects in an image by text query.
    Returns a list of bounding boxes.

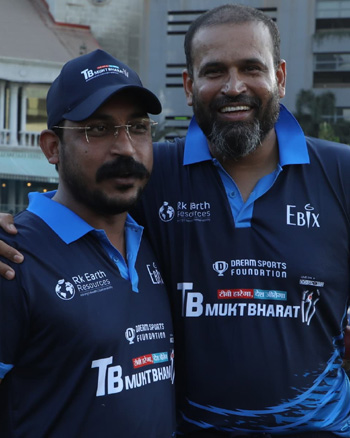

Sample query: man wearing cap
[0,49,176,438]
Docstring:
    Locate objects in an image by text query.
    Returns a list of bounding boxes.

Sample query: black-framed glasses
[53,118,158,144]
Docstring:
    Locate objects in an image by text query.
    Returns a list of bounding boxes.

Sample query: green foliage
[152,120,181,142]
[318,122,340,142]
[294,89,350,145]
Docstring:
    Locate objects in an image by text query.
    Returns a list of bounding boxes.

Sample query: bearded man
[135,5,350,437]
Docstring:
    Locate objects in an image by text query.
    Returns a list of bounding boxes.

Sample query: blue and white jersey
[0,193,176,438]
[134,105,350,436]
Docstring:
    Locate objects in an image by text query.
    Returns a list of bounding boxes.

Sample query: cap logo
[80,64,129,82]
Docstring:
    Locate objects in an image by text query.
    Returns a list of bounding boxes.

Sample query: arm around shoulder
[0,213,24,279]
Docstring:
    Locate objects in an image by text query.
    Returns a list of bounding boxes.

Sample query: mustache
[209,95,261,112]
[95,156,150,183]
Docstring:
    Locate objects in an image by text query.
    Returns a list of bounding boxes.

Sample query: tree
[318,122,340,143]
[294,89,350,144]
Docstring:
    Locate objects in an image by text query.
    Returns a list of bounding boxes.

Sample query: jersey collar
[183,104,310,167]
[27,191,141,244]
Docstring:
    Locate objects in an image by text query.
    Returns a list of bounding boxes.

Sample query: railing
[0,129,10,145]
[0,129,40,148]
[19,131,40,147]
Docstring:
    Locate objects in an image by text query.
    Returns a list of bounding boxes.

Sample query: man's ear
[182,69,194,107]
[277,59,287,99]
[39,130,60,165]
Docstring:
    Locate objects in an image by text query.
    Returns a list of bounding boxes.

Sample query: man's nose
[221,71,247,95]
[110,126,135,156]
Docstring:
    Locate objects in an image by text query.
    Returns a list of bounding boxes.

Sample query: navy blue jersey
[0,197,175,437]
[134,106,350,436]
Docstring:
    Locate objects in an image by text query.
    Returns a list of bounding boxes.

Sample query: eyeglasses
[53,118,158,144]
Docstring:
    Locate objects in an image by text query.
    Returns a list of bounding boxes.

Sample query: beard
[59,153,150,215]
[193,89,280,161]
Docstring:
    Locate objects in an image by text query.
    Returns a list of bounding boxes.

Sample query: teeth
[220,105,250,113]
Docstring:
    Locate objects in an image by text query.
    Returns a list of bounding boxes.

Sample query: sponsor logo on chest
[91,349,175,397]
[158,200,211,223]
[54,270,113,300]
[178,272,324,325]
[287,204,320,228]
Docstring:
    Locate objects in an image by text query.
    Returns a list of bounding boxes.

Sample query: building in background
[140,0,350,139]
[0,0,145,213]
[44,0,144,71]
[1,0,349,212]
[0,0,102,213]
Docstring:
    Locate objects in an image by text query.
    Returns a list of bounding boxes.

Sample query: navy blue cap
[47,49,162,129]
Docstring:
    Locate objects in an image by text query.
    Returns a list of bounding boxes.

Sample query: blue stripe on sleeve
[0,362,14,378]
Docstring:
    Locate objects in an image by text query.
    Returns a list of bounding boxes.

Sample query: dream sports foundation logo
[124,322,169,345]
[213,261,229,276]
[212,258,287,278]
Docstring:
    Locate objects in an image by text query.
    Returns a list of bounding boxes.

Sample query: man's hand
[0,213,24,280]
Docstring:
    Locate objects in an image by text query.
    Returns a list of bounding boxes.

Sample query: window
[322,107,350,122]
[314,71,350,86]
[343,108,350,121]
[314,53,350,71]
[25,86,49,132]
[314,53,350,86]
[316,0,350,19]
[316,0,350,29]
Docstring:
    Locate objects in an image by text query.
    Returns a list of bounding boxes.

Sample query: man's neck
[212,130,279,203]
[52,191,128,259]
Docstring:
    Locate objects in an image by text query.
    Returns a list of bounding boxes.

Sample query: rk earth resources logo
[159,200,211,223]
[55,270,113,299]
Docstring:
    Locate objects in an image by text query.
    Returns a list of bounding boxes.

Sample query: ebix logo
[286,204,320,228]
[147,262,164,284]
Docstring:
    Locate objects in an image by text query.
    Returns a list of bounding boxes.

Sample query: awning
[0,150,58,183]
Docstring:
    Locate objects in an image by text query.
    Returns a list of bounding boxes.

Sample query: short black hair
[184,3,281,78]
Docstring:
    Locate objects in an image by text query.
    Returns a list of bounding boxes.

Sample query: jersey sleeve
[0,261,30,378]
